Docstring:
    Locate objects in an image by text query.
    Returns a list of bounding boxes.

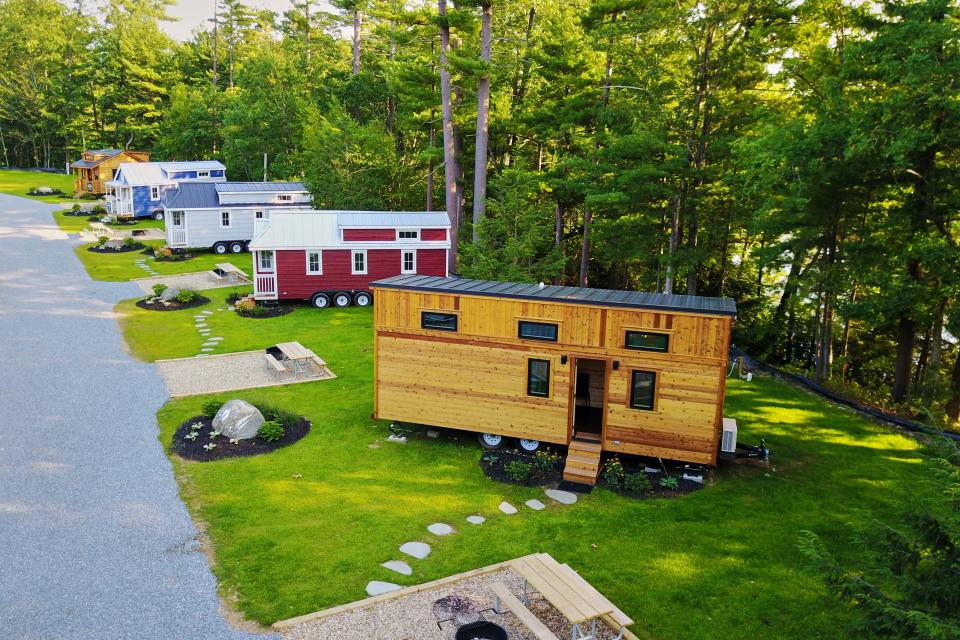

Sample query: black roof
[371,275,737,316]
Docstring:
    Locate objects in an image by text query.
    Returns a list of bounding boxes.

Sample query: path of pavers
[368,488,579,595]
[194,308,227,358]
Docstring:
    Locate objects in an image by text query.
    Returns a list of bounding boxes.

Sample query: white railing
[255,274,277,299]
[170,228,187,246]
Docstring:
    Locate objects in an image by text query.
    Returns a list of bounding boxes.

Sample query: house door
[570,358,607,443]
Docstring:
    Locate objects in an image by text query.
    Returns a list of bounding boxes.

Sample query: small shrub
[176,289,197,303]
[200,399,224,419]
[154,246,173,259]
[152,283,168,297]
[235,298,256,313]
[248,304,269,316]
[624,472,653,495]
[258,420,285,442]
[226,291,246,303]
[92,205,106,213]
[504,460,533,482]
[482,453,500,464]
[600,457,625,488]
[122,237,139,247]
[72,203,81,212]
[533,448,561,473]
[96,236,109,246]
[659,475,680,490]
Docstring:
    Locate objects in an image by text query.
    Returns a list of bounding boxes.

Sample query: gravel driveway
[0,194,269,640]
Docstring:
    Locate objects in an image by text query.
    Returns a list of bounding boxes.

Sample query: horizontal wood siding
[343,229,395,241]
[421,228,447,241]
[374,288,733,465]
[275,248,447,300]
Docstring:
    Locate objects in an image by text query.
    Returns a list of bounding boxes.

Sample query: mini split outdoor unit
[720,417,738,454]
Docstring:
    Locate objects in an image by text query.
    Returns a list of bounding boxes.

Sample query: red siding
[275,248,447,300]
[422,228,447,241]
[343,229,395,241]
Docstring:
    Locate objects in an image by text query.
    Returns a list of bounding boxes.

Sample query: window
[277,194,292,202]
[401,250,416,274]
[527,359,551,397]
[220,211,231,228]
[421,311,457,332]
[398,229,419,240]
[258,251,274,272]
[150,186,160,200]
[306,251,322,275]
[629,371,657,410]
[351,250,367,275]
[255,210,265,220]
[518,321,559,342]
[171,210,184,227]
[197,170,210,178]
[625,331,669,353]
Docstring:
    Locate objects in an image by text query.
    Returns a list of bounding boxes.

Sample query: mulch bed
[64,210,100,217]
[172,415,311,461]
[480,448,564,487]
[136,295,210,312]
[236,304,296,319]
[146,248,194,262]
[87,243,146,254]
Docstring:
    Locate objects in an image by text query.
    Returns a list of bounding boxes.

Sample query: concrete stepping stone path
[381,560,412,576]
[427,523,455,536]
[466,515,485,525]
[366,581,401,597]
[498,501,518,515]
[399,542,430,559]
[544,489,578,505]
[525,499,545,511]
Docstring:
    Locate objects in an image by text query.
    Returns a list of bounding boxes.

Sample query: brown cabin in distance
[371,275,737,485]
[71,148,150,196]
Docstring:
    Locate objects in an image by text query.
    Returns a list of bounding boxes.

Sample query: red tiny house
[249,211,451,309]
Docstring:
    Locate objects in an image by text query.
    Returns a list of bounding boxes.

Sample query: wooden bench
[491,582,559,640]
[558,563,634,634]
[265,353,287,378]
[311,355,327,372]
[208,270,225,282]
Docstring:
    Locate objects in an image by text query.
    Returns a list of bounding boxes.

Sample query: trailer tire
[213,242,228,255]
[229,241,245,254]
[311,293,331,309]
[353,291,372,307]
[478,433,505,450]
[517,438,541,453]
[333,292,352,308]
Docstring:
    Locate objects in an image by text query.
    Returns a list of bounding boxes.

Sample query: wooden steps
[562,439,602,485]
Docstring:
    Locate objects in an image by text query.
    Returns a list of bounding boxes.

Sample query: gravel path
[157,351,335,397]
[133,270,249,294]
[0,194,269,640]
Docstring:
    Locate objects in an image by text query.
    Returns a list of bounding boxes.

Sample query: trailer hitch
[735,438,771,462]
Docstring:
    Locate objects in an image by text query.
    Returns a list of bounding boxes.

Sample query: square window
[625,331,669,353]
[259,251,274,271]
[352,250,367,274]
[220,211,231,227]
[401,250,416,274]
[421,311,457,332]
[527,359,551,397]
[255,210,265,219]
[518,321,559,342]
[629,371,656,410]
[306,251,322,274]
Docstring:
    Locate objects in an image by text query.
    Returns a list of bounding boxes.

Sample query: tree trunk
[664,191,681,294]
[471,1,492,243]
[946,350,960,424]
[840,284,857,380]
[305,0,311,66]
[352,9,362,75]
[923,299,947,404]
[386,19,396,132]
[438,0,460,274]
[892,312,915,403]
[212,0,219,88]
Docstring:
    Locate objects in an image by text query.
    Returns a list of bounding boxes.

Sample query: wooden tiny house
[71,148,150,196]
[371,275,737,484]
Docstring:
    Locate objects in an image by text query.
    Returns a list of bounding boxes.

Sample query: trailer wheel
[311,293,331,309]
[333,292,352,308]
[517,438,541,453]
[478,433,504,450]
[353,291,372,307]
[229,241,245,254]
[213,242,228,255]
[153,211,164,221]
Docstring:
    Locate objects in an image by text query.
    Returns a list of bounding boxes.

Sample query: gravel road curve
[0,195,270,640]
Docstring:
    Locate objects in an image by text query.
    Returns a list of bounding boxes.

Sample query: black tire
[517,438,541,453]
[333,291,352,308]
[478,433,505,450]
[213,242,228,255]
[353,291,372,307]
[229,241,245,254]
[153,211,164,221]
[311,293,331,309]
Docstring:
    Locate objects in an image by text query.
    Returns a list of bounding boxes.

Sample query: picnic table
[210,262,250,283]
[276,341,326,377]
[495,553,634,640]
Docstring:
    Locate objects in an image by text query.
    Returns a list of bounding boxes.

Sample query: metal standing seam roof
[112,161,226,186]
[371,274,738,316]
[214,181,307,193]
[248,211,453,249]
[163,182,310,209]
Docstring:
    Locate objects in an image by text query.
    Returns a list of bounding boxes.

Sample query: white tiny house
[162,182,313,254]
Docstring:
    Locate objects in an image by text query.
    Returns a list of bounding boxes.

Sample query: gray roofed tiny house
[162,182,313,255]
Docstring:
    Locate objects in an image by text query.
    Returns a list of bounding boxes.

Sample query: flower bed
[136,295,210,312]
[479,448,564,486]
[172,402,310,461]
[88,241,145,254]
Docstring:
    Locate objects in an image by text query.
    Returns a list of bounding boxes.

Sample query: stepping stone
[199,330,211,335]
[201,348,213,352]
[466,515,485,525]
[195,354,210,358]
[399,542,430,559]
[498,501,518,515]
[427,523,455,536]
[525,499,546,511]
[216,308,225,311]
[207,337,223,341]
[202,342,217,348]
[381,560,412,576]
[195,322,207,327]
[202,310,213,315]
[544,489,578,505]
[227,306,236,311]
[366,581,401,597]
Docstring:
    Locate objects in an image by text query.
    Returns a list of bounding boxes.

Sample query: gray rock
[498,501,518,515]
[159,287,181,302]
[525,499,546,511]
[36,186,54,194]
[466,515,485,525]
[104,239,124,250]
[365,581,401,597]
[381,560,412,576]
[399,541,430,559]
[211,400,264,440]
[544,489,578,505]
[427,523,454,536]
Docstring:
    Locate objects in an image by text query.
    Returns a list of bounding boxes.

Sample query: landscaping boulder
[36,186,54,194]
[159,286,181,302]
[104,239,124,250]
[212,400,264,440]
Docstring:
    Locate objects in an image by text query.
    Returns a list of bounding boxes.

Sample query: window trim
[277,194,292,202]
[170,210,184,228]
[254,210,265,220]
[526,358,551,397]
[305,250,322,275]
[518,320,559,342]
[220,210,231,228]
[351,249,367,275]
[624,330,670,353]
[420,310,458,332]
[258,250,274,273]
[401,249,417,275]
[629,370,657,411]
[150,185,160,200]
[197,170,210,178]
[397,228,419,240]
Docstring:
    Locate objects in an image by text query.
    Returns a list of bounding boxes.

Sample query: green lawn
[77,240,244,282]
[51,208,164,234]
[127,296,939,638]
[0,168,77,203]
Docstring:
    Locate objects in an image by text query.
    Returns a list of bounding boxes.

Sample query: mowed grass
[129,297,939,638]
[77,240,243,281]
[0,168,76,202]
[51,208,164,234]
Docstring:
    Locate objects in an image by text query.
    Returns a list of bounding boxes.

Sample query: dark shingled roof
[371,274,737,316]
